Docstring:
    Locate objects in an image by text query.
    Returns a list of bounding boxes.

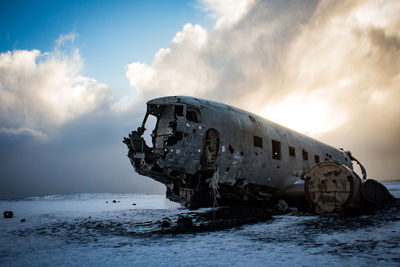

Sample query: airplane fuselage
[124,96,360,208]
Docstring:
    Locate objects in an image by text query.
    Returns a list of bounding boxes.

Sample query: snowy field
[1,182,400,266]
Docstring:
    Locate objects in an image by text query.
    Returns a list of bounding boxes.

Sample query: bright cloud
[0,34,108,139]
[126,23,213,104]
[125,0,400,180]
[198,0,256,29]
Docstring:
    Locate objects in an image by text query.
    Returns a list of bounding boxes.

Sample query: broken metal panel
[204,128,219,169]
[153,105,174,154]
[124,96,392,212]
[281,179,306,204]
[175,116,193,134]
[345,150,367,180]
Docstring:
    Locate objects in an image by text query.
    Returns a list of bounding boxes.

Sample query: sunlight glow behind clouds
[261,93,347,136]
[125,0,400,135]
[0,34,108,139]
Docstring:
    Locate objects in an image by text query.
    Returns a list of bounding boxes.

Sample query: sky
[1,0,399,199]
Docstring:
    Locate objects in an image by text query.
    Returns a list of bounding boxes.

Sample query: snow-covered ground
[1,182,399,266]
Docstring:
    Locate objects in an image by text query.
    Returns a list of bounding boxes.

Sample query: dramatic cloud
[126,0,400,180]
[0,32,165,199]
[198,0,256,29]
[126,23,212,103]
[0,33,108,140]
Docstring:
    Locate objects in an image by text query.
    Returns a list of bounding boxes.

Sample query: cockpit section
[123,101,211,207]
[139,103,203,155]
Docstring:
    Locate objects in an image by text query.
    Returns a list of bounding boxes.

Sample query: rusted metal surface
[305,162,361,214]
[123,96,393,213]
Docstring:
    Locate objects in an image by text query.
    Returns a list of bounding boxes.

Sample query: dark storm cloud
[0,110,164,199]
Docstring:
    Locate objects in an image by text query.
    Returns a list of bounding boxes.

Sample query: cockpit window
[186,107,202,123]
[143,114,157,148]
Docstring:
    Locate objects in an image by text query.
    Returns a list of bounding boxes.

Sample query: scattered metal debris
[4,211,13,219]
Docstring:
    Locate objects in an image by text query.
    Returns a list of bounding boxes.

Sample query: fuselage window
[174,105,184,118]
[289,146,296,157]
[186,107,202,123]
[314,155,320,163]
[272,140,281,160]
[253,136,263,148]
[303,150,308,160]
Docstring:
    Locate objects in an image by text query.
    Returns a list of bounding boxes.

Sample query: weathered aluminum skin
[123,96,356,208]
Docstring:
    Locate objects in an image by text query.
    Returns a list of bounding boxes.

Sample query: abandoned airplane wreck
[123,96,393,214]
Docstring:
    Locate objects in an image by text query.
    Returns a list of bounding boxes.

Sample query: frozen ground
[1,182,400,266]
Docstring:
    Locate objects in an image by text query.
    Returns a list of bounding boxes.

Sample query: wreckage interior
[142,103,203,153]
[124,103,219,207]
